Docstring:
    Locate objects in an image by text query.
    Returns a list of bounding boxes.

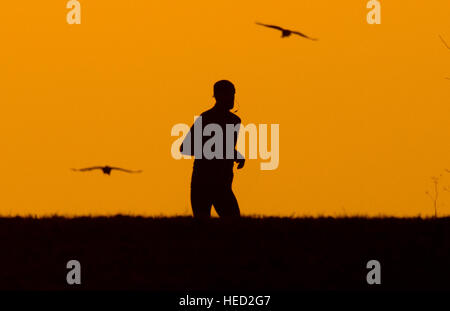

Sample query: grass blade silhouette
[439,35,450,50]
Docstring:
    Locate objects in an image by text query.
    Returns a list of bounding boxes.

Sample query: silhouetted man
[180,80,245,218]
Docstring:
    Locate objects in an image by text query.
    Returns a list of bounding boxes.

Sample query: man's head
[213,80,235,110]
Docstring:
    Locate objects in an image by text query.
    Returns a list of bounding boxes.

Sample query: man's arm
[180,124,194,156]
[233,120,245,169]
[180,116,203,156]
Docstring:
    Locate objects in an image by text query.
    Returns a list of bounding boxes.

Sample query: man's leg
[213,185,240,218]
[190,184,213,219]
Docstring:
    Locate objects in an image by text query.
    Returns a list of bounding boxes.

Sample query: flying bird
[439,35,450,50]
[256,22,317,41]
[71,166,143,175]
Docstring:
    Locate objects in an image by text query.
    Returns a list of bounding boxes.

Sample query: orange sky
[1,1,449,217]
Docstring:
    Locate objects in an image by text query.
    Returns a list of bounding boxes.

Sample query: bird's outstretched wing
[110,167,143,174]
[292,31,318,41]
[439,35,450,50]
[71,167,103,172]
[255,22,284,31]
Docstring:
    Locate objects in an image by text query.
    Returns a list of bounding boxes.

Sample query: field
[1,216,450,291]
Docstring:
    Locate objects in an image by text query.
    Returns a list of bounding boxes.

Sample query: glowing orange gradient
[0,1,449,217]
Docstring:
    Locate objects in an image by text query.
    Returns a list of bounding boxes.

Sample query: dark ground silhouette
[1,216,450,291]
